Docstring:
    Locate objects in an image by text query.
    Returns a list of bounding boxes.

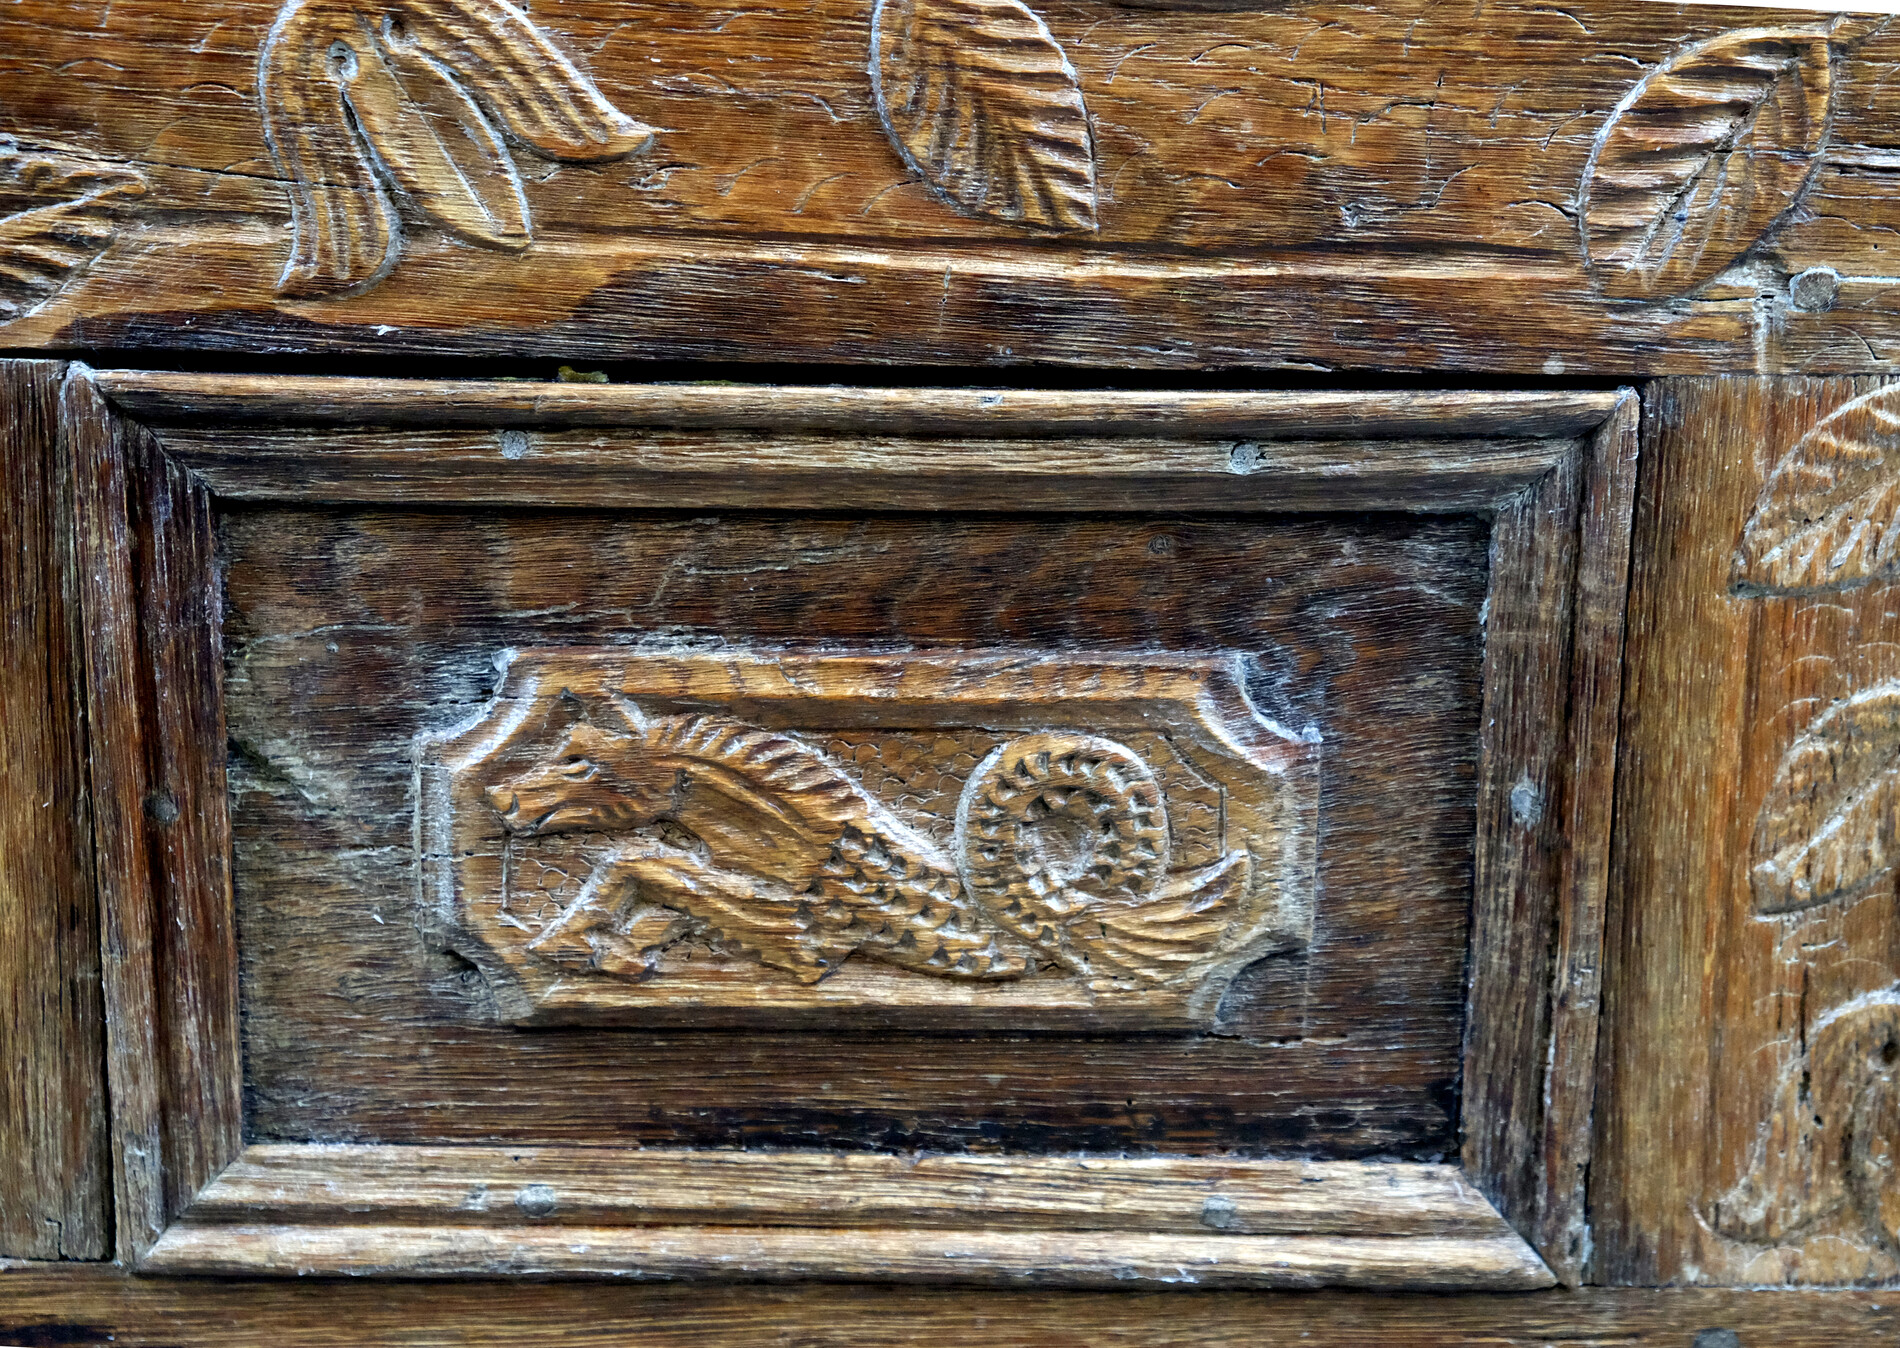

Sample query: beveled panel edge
[1459,393,1639,1285]
[92,373,1624,440]
[141,1145,1552,1289]
[181,1146,1514,1238]
[64,368,244,1264]
[150,428,1572,513]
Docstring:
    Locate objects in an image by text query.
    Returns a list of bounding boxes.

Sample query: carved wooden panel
[422,651,1318,1030]
[1600,376,1900,1285]
[224,506,1467,1157]
[62,374,1630,1288]
[3,2,1900,369]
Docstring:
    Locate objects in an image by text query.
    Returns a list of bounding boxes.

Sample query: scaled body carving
[487,715,1250,986]
[420,650,1319,1030]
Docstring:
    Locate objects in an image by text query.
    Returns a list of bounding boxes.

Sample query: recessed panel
[225,507,1484,1158]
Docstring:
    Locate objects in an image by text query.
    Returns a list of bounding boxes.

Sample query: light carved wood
[870,0,1097,231]
[1599,376,1900,1286]
[259,0,655,296]
[423,650,1318,1030]
[4,3,1900,366]
[0,144,144,321]
[1579,25,1838,300]
[1736,384,1900,596]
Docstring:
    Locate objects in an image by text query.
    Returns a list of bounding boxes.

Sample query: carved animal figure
[485,710,1249,986]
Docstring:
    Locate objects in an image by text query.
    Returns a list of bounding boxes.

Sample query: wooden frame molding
[0,359,109,1260]
[65,370,1637,1288]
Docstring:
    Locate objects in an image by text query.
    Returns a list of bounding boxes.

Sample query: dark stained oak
[225,506,1485,1158]
[0,359,108,1260]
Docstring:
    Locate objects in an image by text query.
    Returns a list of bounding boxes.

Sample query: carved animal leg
[524,841,654,969]
[606,847,860,984]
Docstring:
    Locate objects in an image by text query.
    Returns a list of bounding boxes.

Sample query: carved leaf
[259,0,655,298]
[870,0,1098,231]
[1580,28,1833,299]
[395,0,655,160]
[0,147,145,320]
[1712,994,1900,1255]
[345,24,529,251]
[1752,683,1900,915]
[1735,387,1900,596]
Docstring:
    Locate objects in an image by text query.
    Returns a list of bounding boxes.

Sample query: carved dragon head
[485,720,677,836]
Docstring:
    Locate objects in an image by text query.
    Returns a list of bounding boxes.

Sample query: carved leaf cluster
[260,0,654,298]
[1752,683,1900,915]
[1712,993,1900,1257]
[1736,387,1900,596]
[871,0,1098,231]
[1580,27,1834,299]
[0,144,145,320]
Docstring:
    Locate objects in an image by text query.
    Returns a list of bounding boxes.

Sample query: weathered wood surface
[151,1149,1550,1285]
[227,505,1484,1157]
[3,1270,1899,1343]
[424,650,1319,1032]
[1597,375,1900,1284]
[97,376,1626,436]
[154,427,1572,511]
[178,1145,1512,1236]
[141,1224,1551,1287]
[3,3,1900,371]
[0,360,107,1260]
[1463,390,1636,1285]
[66,371,244,1262]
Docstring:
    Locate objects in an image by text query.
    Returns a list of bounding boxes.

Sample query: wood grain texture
[153,427,1572,512]
[66,368,243,1262]
[140,1224,1550,1287]
[1538,391,1639,1279]
[145,1146,1549,1286]
[0,359,107,1260]
[4,1270,1900,1343]
[4,4,1900,369]
[1461,400,1637,1286]
[95,374,1625,436]
[1595,375,1900,1284]
[177,1145,1514,1236]
[226,507,1483,1158]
